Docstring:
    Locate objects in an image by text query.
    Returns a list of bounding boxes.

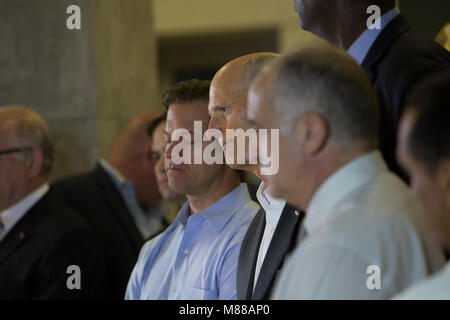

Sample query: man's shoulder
[51,166,115,210]
[32,191,96,235]
[52,168,100,193]
[310,172,420,253]
[226,200,260,233]
[395,263,450,300]
[375,29,450,89]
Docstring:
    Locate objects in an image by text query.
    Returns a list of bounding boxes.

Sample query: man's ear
[293,112,328,156]
[26,149,44,178]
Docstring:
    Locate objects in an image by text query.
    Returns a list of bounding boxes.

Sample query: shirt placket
[169,216,203,298]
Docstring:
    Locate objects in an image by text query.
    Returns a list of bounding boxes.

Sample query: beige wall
[91,0,160,157]
[153,0,315,52]
[153,0,318,96]
[0,0,159,180]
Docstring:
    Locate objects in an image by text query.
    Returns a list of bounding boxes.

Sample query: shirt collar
[304,151,387,235]
[347,7,400,65]
[256,182,286,211]
[176,183,253,234]
[1,183,50,233]
[99,159,128,186]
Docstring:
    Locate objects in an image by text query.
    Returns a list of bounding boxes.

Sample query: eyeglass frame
[0,147,33,157]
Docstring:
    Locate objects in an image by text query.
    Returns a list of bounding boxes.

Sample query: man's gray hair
[243,53,279,87]
[270,43,380,146]
[1,106,54,175]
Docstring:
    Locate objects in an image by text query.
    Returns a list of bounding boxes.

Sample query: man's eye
[149,151,161,161]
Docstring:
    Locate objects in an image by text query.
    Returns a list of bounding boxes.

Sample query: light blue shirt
[347,8,400,65]
[125,183,259,300]
[100,159,166,239]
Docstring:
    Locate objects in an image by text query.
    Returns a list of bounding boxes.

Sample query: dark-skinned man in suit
[0,106,105,299]
[208,53,305,300]
[292,0,450,178]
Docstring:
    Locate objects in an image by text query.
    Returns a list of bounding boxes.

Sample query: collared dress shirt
[253,182,286,290]
[347,7,400,65]
[394,262,450,300]
[272,151,445,299]
[0,183,49,242]
[100,159,166,239]
[125,183,259,300]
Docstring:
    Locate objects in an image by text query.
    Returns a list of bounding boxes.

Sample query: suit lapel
[93,165,144,251]
[361,14,412,81]
[252,204,303,300]
[236,209,265,300]
[0,194,47,266]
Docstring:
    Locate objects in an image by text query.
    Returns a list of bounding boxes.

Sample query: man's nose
[165,141,175,160]
[208,114,225,133]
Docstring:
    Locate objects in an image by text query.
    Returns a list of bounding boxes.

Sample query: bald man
[208,53,305,300]
[52,111,164,299]
[0,106,105,299]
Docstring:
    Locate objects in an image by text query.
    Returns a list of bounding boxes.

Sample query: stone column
[0,0,159,180]
[90,0,159,157]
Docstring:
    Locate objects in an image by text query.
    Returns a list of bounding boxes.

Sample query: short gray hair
[1,107,54,175]
[243,54,279,87]
[270,44,379,146]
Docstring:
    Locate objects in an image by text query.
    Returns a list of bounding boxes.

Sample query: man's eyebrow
[164,129,195,136]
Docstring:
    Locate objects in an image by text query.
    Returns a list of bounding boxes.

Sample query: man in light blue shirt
[126,79,259,300]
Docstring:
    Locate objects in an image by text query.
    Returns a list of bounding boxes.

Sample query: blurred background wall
[0,0,447,180]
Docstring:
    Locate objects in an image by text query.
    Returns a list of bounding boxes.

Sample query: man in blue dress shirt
[125,79,259,300]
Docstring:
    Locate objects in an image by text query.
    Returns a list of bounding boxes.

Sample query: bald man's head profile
[208,52,279,173]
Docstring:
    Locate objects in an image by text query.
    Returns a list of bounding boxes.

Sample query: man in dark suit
[292,0,450,177]
[52,111,165,299]
[208,53,305,299]
[0,106,105,299]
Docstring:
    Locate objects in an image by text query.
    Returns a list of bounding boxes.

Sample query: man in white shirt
[209,53,304,300]
[247,43,445,299]
[395,73,450,299]
[0,106,105,299]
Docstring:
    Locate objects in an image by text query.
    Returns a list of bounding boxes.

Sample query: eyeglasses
[0,147,33,157]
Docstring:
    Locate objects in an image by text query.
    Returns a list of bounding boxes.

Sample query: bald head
[210,52,279,102]
[109,111,161,165]
[208,52,279,171]
[108,111,162,210]
[0,106,54,176]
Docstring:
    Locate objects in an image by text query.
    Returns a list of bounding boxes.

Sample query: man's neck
[0,178,47,212]
[187,171,241,214]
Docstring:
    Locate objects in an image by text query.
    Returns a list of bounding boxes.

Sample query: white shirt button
[171,286,177,292]
[184,249,189,254]
[270,227,275,233]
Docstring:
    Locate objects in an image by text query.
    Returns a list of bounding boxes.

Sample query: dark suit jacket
[51,164,145,299]
[237,204,304,300]
[0,190,106,299]
[361,14,450,177]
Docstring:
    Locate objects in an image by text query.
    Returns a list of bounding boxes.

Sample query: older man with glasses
[0,106,105,299]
